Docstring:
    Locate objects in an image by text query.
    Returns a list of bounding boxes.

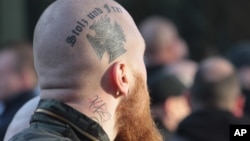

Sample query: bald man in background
[10,0,162,141]
[139,16,188,87]
[172,57,248,141]
[139,16,188,67]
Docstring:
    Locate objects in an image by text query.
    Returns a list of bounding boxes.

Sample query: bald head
[201,57,235,82]
[191,57,241,110]
[34,0,146,99]
[139,16,187,66]
[140,16,175,49]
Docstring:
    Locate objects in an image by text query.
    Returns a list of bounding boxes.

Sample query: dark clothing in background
[147,65,164,84]
[148,71,186,105]
[171,108,249,141]
[242,89,250,119]
[10,99,110,141]
[148,67,186,141]
[154,118,172,141]
[0,90,35,140]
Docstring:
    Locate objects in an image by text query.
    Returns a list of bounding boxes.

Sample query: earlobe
[112,62,129,97]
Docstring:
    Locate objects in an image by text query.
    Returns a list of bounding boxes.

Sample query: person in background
[227,42,250,118]
[139,16,188,66]
[165,60,197,89]
[10,0,163,140]
[140,16,193,141]
[0,41,37,140]
[172,57,248,141]
[139,16,189,87]
[149,70,190,141]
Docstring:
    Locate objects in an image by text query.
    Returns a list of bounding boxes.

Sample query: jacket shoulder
[9,128,72,141]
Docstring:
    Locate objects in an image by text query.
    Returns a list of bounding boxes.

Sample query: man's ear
[164,97,177,117]
[112,62,129,97]
[233,95,245,118]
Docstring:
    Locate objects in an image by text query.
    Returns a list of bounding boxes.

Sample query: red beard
[115,72,163,141]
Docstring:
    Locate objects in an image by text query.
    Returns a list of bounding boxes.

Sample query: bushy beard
[114,72,163,141]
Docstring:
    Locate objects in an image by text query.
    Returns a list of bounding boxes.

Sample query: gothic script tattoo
[88,95,111,125]
[66,4,123,47]
[87,16,127,63]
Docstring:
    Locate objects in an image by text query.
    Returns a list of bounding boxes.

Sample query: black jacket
[10,99,110,141]
[171,108,250,141]
[0,90,35,140]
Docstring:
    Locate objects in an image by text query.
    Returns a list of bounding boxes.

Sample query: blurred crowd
[139,16,250,141]
[1,10,250,141]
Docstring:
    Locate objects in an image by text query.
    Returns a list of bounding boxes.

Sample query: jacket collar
[34,99,110,141]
